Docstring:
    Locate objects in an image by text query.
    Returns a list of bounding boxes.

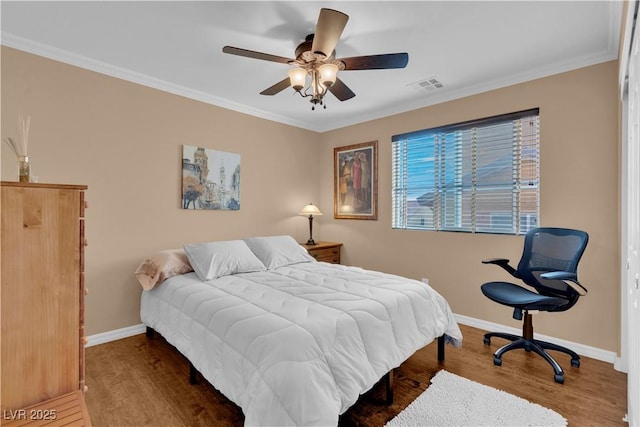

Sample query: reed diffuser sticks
[3,115,32,182]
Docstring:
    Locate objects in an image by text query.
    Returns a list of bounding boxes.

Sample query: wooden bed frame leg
[189,362,198,385]
[145,326,155,338]
[385,369,394,405]
[437,335,445,362]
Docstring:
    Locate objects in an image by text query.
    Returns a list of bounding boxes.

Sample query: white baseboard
[86,316,623,370]
[454,313,623,368]
[86,323,146,347]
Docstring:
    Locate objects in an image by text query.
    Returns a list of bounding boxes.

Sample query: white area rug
[385,370,567,427]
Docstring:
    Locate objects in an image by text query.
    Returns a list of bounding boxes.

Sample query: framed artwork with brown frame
[334,141,378,220]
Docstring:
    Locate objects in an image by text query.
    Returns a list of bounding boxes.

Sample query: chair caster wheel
[554,374,564,384]
[571,358,580,368]
[483,337,491,345]
[493,356,502,366]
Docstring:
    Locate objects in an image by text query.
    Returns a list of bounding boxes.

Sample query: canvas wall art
[334,141,378,220]
[182,145,240,210]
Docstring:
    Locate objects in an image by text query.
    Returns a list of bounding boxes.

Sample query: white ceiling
[1,1,623,133]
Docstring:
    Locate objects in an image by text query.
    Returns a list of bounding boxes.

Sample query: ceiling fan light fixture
[318,63,339,88]
[223,8,409,111]
[288,67,307,91]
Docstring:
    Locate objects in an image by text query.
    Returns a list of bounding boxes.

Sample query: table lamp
[300,203,323,245]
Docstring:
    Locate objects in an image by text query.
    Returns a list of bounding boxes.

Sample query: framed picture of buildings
[182,145,240,210]
[334,141,378,220]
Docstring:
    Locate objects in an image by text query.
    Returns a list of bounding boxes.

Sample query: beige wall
[1,47,323,334]
[1,47,621,353]
[318,60,620,353]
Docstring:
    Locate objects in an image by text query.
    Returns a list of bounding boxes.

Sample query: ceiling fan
[222,8,409,110]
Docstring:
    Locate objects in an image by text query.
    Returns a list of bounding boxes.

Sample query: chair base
[483,314,581,384]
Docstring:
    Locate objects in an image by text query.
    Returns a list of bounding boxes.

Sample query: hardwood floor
[84,324,627,426]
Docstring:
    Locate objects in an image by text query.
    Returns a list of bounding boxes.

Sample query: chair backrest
[517,227,589,309]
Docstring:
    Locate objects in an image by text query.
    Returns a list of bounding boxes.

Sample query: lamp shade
[300,203,323,216]
[318,63,338,88]
[288,68,307,91]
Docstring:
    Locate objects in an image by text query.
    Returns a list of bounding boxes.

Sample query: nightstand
[301,241,342,264]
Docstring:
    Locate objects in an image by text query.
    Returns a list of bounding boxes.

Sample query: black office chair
[481,227,589,384]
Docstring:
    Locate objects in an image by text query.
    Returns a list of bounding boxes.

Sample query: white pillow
[244,235,315,270]
[183,240,266,281]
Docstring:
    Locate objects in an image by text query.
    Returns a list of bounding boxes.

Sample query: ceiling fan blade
[311,8,349,58]
[339,53,409,70]
[260,77,291,96]
[329,77,355,101]
[222,46,293,64]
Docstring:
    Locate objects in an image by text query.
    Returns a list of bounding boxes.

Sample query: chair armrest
[540,271,588,296]
[481,258,517,277]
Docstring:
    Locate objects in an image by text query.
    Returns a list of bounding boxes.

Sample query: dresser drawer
[2,390,92,427]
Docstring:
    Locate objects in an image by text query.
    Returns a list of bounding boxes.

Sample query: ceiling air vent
[408,77,444,92]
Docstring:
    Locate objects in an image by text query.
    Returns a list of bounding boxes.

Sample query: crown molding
[317,48,619,133]
[1,32,314,131]
[2,12,621,135]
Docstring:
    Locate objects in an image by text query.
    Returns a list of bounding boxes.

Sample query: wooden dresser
[301,241,342,264]
[2,391,92,427]
[1,182,89,417]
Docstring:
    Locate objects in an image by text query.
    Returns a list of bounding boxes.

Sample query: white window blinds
[392,109,540,234]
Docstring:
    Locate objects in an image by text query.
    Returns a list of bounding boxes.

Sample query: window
[392,109,539,235]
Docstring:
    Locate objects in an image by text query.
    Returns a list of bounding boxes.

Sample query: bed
[136,235,462,426]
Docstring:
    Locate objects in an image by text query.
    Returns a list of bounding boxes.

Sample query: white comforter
[140,261,462,426]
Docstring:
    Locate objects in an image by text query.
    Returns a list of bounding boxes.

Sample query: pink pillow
[135,249,193,290]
